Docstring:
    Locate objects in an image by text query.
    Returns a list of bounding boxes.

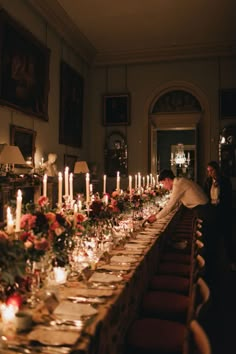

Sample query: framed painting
[103,94,130,126]
[0,10,50,120]
[10,125,36,167]
[219,89,236,119]
[59,61,84,148]
[64,154,77,172]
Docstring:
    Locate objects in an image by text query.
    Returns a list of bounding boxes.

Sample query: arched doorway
[148,82,210,183]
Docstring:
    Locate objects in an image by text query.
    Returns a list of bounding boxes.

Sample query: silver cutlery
[67,296,105,304]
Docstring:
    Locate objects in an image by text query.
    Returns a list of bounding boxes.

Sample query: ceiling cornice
[26,0,96,65]
[94,41,236,66]
[26,0,236,68]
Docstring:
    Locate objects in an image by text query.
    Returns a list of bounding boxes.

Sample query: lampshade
[0,145,26,165]
[74,161,89,174]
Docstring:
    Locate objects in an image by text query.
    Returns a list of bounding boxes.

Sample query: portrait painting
[10,125,36,167]
[219,89,236,119]
[0,10,50,120]
[64,154,77,172]
[59,61,84,148]
[103,94,130,126]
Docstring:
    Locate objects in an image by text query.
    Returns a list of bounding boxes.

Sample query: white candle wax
[64,167,69,197]
[15,189,22,232]
[69,173,73,201]
[53,267,67,284]
[103,175,107,195]
[134,174,138,189]
[104,194,108,205]
[58,172,63,206]
[116,171,120,192]
[129,175,132,192]
[138,172,141,189]
[89,183,93,195]
[86,173,90,203]
[43,174,47,197]
[73,203,78,227]
[78,199,82,212]
[6,207,14,234]
[1,304,17,323]
[142,176,145,188]
[147,175,149,188]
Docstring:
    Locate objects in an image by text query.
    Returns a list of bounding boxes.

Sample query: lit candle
[116,171,120,192]
[103,175,107,195]
[53,267,67,284]
[1,304,17,324]
[134,174,137,190]
[73,203,78,227]
[6,207,14,234]
[187,152,190,161]
[156,174,159,185]
[43,174,47,197]
[138,172,141,189]
[64,167,69,197]
[89,183,93,195]
[142,176,145,188]
[129,175,132,192]
[58,172,63,206]
[104,194,108,205]
[15,189,22,232]
[86,173,90,204]
[78,199,82,212]
[147,175,149,188]
[150,174,153,187]
[69,173,73,201]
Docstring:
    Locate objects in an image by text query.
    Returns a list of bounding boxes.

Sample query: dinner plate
[28,328,79,346]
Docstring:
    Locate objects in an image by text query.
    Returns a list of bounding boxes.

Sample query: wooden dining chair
[125,277,211,354]
[184,319,212,354]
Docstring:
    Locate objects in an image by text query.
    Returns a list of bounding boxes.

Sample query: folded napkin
[125,243,146,250]
[28,328,79,346]
[110,255,138,264]
[98,263,131,271]
[88,272,123,283]
[54,301,98,318]
[60,287,114,298]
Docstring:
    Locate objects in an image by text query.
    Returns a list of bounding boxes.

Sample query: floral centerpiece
[19,196,75,266]
[0,231,27,286]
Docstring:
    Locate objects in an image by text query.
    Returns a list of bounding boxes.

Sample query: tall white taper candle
[15,190,22,232]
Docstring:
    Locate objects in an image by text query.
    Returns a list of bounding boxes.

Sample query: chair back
[188,319,211,354]
[187,275,210,325]
[195,277,210,319]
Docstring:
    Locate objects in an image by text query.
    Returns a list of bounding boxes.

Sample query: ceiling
[28,0,236,65]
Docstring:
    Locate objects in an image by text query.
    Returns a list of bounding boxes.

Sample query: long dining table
[3,206,182,354]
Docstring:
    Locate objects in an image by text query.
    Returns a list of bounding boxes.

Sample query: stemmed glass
[26,260,41,308]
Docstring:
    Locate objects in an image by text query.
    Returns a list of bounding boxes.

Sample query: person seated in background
[204,161,235,271]
[155,169,210,221]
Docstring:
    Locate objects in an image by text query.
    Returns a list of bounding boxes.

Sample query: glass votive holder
[53,267,68,284]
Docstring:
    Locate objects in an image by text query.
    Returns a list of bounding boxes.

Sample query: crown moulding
[26,0,96,65]
[26,0,236,67]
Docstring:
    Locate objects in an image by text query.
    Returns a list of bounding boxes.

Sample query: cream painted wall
[89,57,236,185]
[0,0,90,173]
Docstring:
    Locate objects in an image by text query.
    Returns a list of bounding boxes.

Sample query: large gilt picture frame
[0,10,50,120]
[59,61,84,148]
